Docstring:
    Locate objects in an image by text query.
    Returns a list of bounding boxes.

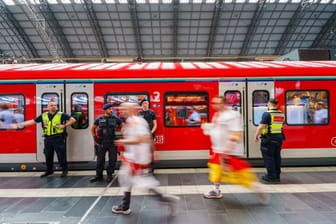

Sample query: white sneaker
[112,205,131,215]
[203,190,223,199]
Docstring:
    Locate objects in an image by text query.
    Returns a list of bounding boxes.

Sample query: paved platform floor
[0,167,336,224]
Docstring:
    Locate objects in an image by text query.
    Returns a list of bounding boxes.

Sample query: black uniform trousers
[260,134,284,180]
[95,143,117,178]
[44,135,67,173]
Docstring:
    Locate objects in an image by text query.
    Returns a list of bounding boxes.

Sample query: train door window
[105,93,149,118]
[286,90,329,125]
[0,94,25,130]
[164,92,209,127]
[252,90,269,126]
[71,93,89,129]
[41,93,59,113]
[224,91,241,113]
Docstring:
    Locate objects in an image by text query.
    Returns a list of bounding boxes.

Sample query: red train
[1,61,336,170]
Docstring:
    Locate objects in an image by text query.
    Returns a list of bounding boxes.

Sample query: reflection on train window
[41,93,59,113]
[164,92,208,127]
[224,91,241,113]
[252,90,269,126]
[71,93,89,129]
[0,94,25,130]
[286,90,329,125]
[105,93,149,118]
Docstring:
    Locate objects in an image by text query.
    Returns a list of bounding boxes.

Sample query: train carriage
[0,61,336,170]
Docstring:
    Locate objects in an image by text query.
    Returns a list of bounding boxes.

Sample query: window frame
[285,89,330,126]
[252,90,270,126]
[70,92,89,129]
[0,93,26,130]
[41,92,60,114]
[164,91,209,128]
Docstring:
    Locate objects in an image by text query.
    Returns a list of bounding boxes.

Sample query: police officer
[254,98,285,183]
[90,103,122,183]
[19,101,76,178]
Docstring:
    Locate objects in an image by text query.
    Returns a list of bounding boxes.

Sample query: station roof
[0,0,335,62]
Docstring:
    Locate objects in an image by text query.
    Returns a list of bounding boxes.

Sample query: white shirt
[314,109,328,124]
[122,115,152,164]
[208,109,243,156]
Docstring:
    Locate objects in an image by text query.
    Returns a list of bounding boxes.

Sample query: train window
[164,92,209,127]
[105,93,149,118]
[286,90,329,125]
[252,90,269,126]
[41,93,59,113]
[0,94,25,130]
[224,91,241,113]
[71,93,89,129]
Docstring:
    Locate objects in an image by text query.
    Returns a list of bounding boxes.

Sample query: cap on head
[269,98,278,105]
[103,103,113,110]
[139,98,148,106]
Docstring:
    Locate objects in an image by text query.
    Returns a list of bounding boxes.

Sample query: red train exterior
[0,61,336,170]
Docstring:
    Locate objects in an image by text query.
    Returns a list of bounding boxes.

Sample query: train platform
[0,167,336,224]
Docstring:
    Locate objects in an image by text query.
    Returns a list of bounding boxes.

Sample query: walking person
[202,96,268,204]
[112,102,179,215]
[18,101,76,177]
[254,98,285,183]
[90,103,123,183]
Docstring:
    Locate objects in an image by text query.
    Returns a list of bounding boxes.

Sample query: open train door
[219,80,247,157]
[246,80,274,158]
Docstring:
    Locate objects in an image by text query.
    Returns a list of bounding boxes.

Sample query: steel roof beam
[206,0,223,57]
[172,0,179,58]
[0,1,39,58]
[274,0,313,55]
[39,0,75,59]
[128,0,143,59]
[239,0,266,56]
[311,10,336,48]
[84,0,108,58]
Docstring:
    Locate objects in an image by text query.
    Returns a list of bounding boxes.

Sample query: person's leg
[260,142,277,181]
[54,138,68,176]
[106,145,117,181]
[90,144,105,182]
[41,139,54,177]
[274,141,283,181]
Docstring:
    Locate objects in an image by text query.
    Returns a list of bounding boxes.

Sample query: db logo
[331,137,336,147]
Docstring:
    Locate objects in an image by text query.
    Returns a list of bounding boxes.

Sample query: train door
[247,80,274,158]
[65,82,94,161]
[36,82,94,162]
[219,80,247,157]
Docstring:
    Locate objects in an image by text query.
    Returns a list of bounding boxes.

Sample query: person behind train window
[71,104,87,129]
[313,101,328,124]
[90,103,123,183]
[186,106,201,126]
[13,108,24,129]
[0,103,15,129]
[112,102,179,215]
[254,98,285,183]
[18,101,76,178]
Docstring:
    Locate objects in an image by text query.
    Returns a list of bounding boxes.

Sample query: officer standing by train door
[254,98,285,183]
[90,103,123,183]
[18,101,76,178]
[138,98,157,173]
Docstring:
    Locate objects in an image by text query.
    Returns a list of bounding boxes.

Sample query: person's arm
[20,119,37,127]
[254,124,266,142]
[91,124,97,137]
[151,119,157,133]
[254,112,269,141]
[57,117,76,129]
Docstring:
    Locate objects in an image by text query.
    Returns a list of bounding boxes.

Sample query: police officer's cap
[103,103,113,110]
[139,98,148,106]
[269,98,278,105]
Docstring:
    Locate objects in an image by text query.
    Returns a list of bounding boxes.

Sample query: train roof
[1,61,336,80]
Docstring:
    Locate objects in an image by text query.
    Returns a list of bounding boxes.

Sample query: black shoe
[106,175,113,183]
[90,176,103,183]
[112,205,131,215]
[40,172,53,178]
[261,175,279,183]
[60,171,68,178]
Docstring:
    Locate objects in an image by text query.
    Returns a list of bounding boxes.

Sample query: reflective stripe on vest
[262,110,285,135]
[42,112,64,136]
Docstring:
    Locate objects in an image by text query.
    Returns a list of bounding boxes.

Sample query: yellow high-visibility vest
[42,112,64,136]
[262,109,285,135]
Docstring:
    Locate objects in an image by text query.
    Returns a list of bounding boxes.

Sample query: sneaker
[261,175,280,184]
[203,190,222,199]
[112,205,131,215]
[60,171,68,178]
[89,176,103,183]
